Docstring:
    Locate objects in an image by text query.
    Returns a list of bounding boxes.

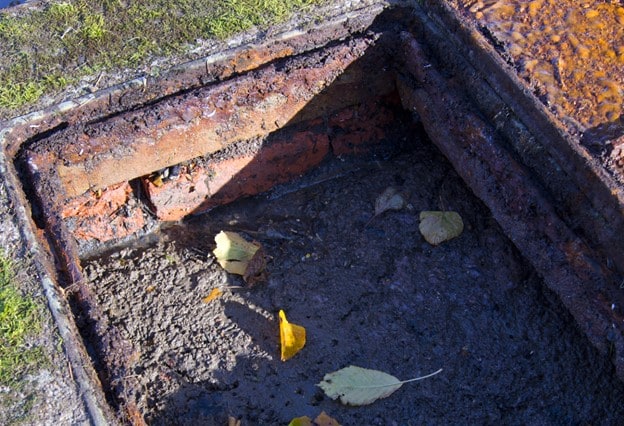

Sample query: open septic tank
[2,1,624,424]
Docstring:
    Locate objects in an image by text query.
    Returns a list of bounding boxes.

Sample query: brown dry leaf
[243,246,267,286]
[288,412,340,426]
[213,231,266,284]
[314,411,341,426]
[202,288,222,303]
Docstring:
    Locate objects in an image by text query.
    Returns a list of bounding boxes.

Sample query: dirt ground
[83,126,624,424]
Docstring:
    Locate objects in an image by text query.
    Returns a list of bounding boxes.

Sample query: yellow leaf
[317,365,442,406]
[279,310,306,361]
[202,288,222,303]
[288,416,313,426]
[419,211,464,245]
[150,174,164,187]
[213,231,266,284]
[314,411,341,426]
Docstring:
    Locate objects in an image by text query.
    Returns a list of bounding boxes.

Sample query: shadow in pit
[581,116,624,181]
[52,9,420,423]
[174,301,278,425]
[144,9,425,425]
[142,11,624,426]
[139,9,419,224]
[147,300,279,426]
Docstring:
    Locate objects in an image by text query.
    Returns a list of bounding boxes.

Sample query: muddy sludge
[83,138,624,424]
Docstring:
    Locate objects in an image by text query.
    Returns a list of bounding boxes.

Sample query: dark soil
[82,133,624,425]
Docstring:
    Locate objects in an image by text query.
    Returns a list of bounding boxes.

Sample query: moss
[0,254,46,386]
[0,82,45,110]
[0,0,326,114]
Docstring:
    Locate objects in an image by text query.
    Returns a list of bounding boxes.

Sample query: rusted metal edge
[43,36,392,199]
[21,153,146,423]
[415,0,624,276]
[397,34,624,381]
[407,3,624,295]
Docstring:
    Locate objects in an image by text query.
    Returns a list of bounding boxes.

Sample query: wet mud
[83,133,624,424]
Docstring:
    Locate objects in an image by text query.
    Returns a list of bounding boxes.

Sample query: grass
[0,0,325,113]
[0,253,45,386]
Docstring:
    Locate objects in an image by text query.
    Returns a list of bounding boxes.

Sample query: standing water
[454,0,624,128]
[0,0,25,9]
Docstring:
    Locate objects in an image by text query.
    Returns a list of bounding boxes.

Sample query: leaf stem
[352,368,443,389]
[398,368,443,384]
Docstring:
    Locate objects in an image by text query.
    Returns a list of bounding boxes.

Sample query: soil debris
[83,138,624,424]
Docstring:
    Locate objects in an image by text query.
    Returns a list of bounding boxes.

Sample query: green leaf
[317,366,442,406]
[419,211,464,245]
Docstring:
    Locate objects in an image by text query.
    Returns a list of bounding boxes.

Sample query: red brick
[144,130,330,221]
[329,100,397,156]
[142,166,211,221]
[61,182,145,242]
[52,39,385,198]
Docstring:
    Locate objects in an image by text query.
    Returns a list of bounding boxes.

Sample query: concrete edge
[0,149,116,425]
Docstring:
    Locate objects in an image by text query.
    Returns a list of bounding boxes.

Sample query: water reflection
[458,0,624,128]
[0,0,25,9]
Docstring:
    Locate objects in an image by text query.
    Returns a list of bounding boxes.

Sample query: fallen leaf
[150,173,164,187]
[374,187,406,217]
[419,211,464,245]
[242,246,267,285]
[314,411,341,426]
[202,288,222,303]
[317,365,443,406]
[228,416,241,426]
[279,310,306,361]
[213,231,266,284]
[288,412,340,426]
[288,416,313,426]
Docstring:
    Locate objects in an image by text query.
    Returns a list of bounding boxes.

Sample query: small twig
[364,214,377,228]
[60,26,74,40]
[92,71,104,89]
